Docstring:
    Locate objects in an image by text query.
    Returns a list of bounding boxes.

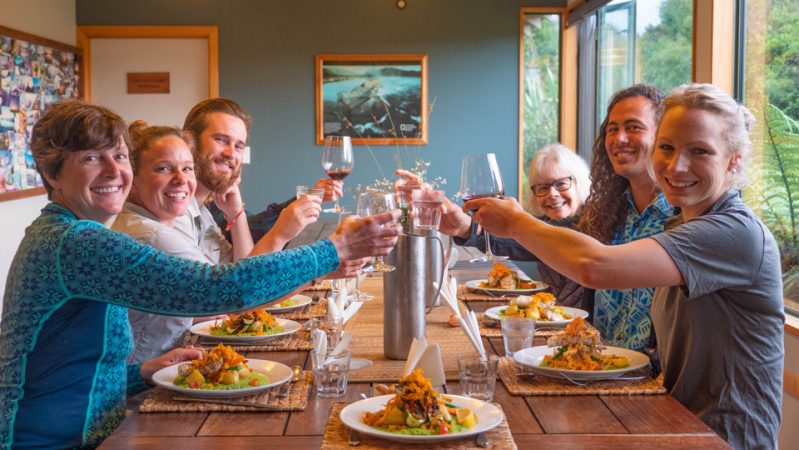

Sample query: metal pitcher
[382,230,451,360]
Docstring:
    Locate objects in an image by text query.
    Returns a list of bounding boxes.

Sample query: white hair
[526,143,591,216]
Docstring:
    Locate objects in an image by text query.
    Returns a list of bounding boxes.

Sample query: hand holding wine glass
[357,192,398,272]
[460,153,508,262]
[322,136,354,213]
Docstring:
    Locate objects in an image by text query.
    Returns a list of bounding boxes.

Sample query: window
[739,0,799,314]
[596,0,693,126]
[520,11,562,209]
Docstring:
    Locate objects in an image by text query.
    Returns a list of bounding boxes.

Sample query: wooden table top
[100,221,731,449]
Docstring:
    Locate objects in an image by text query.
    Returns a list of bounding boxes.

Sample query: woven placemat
[273,298,327,320]
[139,371,313,412]
[198,330,314,351]
[497,357,665,396]
[477,313,567,338]
[320,402,517,449]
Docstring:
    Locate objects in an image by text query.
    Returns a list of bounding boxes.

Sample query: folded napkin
[328,292,363,324]
[312,329,328,356]
[434,276,462,318]
[402,337,446,386]
[458,310,486,355]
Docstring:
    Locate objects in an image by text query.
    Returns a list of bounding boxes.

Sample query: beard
[194,152,242,194]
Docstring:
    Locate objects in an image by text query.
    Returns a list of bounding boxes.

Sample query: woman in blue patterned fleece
[0,101,400,449]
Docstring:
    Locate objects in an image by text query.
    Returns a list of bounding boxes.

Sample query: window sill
[786,314,799,338]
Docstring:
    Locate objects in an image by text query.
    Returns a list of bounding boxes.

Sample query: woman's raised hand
[328,210,401,262]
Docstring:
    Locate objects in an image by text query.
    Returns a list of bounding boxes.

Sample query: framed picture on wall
[0,25,82,202]
[316,54,427,145]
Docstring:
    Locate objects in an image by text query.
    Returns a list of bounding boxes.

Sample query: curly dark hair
[575,84,665,243]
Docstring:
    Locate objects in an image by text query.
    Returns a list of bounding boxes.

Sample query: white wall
[90,38,207,126]
[0,1,75,319]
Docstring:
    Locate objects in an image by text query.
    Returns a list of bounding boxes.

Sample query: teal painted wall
[77,0,565,212]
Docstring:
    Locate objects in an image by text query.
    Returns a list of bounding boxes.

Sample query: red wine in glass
[460,154,508,262]
[326,169,351,181]
[322,136,354,212]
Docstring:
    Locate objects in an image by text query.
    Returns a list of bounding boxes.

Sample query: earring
[731,168,739,174]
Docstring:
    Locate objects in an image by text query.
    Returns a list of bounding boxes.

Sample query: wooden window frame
[518,7,577,200]
[75,25,219,102]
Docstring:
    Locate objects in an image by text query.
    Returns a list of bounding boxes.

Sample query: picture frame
[316,54,427,146]
[0,25,82,202]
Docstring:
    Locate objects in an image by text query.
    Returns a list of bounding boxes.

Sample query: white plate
[484,306,589,327]
[513,345,650,381]
[152,358,293,399]
[190,318,301,343]
[340,394,504,443]
[349,358,372,371]
[465,279,549,295]
[265,294,313,313]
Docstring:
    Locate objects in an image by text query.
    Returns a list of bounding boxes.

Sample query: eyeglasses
[531,176,573,197]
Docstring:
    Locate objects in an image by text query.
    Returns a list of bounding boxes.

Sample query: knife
[172,396,282,410]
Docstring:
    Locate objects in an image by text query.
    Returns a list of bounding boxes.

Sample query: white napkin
[457,310,485,355]
[434,276,462,319]
[329,292,363,324]
[402,337,446,386]
[312,329,327,356]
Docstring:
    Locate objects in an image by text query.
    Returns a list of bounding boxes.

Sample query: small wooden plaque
[127,72,170,94]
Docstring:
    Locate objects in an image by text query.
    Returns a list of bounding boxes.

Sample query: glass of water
[456,353,499,401]
[500,317,536,357]
[311,348,351,397]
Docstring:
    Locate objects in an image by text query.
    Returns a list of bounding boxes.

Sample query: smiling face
[130,136,196,227]
[653,106,741,221]
[194,112,245,194]
[604,96,658,183]
[533,170,581,220]
[46,141,132,227]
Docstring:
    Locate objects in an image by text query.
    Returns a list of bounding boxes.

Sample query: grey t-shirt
[651,190,784,449]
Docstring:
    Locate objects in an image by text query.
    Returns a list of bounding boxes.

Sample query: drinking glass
[395,178,423,208]
[321,136,354,213]
[357,192,397,272]
[457,353,499,401]
[311,349,351,397]
[411,189,445,231]
[460,153,508,262]
[296,185,325,200]
[500,317,536,357]
[310,315,344,348]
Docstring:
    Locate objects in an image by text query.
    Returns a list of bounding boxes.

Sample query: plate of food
[483,293,589,327]
[340,370,504,442]
[190,309,301,343]
[465,262,548,295]
[152,343,293,398]
[265,294,313,313]
[513,317,649,381]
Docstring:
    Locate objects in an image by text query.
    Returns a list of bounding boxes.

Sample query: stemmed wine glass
[322,136,354,213]
[357,192,397,272]
[460,153,508,263]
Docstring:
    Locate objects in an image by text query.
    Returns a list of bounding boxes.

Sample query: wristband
[224,204,246,231]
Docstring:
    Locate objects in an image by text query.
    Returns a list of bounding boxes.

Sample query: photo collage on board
[0,34,80,193]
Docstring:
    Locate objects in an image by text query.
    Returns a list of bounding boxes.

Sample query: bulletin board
[0,25,82,202]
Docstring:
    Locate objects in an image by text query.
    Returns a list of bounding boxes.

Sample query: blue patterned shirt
[0,204,338,449]
[593,190,674,350]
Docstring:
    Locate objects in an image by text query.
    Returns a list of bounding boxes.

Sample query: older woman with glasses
[527,144,591,220]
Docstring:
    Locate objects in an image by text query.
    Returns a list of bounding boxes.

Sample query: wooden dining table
[99,221,732,449]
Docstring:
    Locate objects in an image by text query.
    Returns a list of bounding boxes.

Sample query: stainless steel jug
[382,230,450,360]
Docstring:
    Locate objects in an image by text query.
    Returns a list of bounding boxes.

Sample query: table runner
[497,357,666,395]
[345,277,476,383]
[320,402,517,449]
[139,371,313,412]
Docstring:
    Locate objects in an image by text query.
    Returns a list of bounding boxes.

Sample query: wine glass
[322,135,354,213]
[460,153,508,263]
[357,192,397,272]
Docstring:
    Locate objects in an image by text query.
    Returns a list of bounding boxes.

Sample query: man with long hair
[441,84,673,353]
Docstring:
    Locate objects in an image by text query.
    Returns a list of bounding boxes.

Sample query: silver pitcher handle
[425,235,448,315]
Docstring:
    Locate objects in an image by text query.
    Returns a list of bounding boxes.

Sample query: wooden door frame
[76,25,219,102]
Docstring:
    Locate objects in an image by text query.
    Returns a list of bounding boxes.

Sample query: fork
[560,372,646,386]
